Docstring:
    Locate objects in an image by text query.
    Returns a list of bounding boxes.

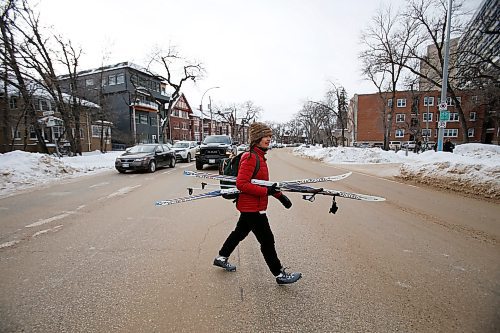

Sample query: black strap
[250,150,260,179]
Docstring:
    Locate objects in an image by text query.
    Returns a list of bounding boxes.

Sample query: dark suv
[195,135,238,170]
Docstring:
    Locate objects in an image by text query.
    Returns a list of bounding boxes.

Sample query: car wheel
[186,153,191,163]
[169,156,176,168]
[196,161,203,170]
[148,160,156,173]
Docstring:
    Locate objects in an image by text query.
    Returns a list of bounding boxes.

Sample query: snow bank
[293,144,500,200]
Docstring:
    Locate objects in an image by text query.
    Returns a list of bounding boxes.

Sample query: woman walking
[213,122,302,285]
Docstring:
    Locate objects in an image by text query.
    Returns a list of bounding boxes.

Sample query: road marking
[25,212,74,228]
[105,185,141,199]
[89,182,109,188]
[0,240,20,249]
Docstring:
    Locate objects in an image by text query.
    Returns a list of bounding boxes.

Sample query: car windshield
[173,142,189,148]
[203,136,230,144]
[127,145,156,153]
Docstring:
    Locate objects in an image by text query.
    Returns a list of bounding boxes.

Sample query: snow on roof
[0,80,99,109]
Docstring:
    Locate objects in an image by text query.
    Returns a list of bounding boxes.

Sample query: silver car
[172,141,198,162]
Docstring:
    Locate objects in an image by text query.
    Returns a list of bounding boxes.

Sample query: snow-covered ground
[0,144,499,200]
[293,143,500,200]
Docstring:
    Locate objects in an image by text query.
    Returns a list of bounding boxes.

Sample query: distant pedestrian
[443,139,455,153]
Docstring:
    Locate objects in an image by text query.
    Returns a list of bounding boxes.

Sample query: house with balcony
[58,62,171,147]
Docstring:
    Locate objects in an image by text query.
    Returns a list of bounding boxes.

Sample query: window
[150,116,157,126]
[470,112,476,121]
[9,96,18,109]
[396,114,405,122]
[29,126,37,140]
[108,75,116,85]
[423,96,434,106]
[443,129,458,137]
[116,73,125,85]
[422,129,432,137]
[102,77,108,86]
[397,99,406,107]
[140,114,148,125]
[91,125,111,138]
[53,126,63,139]
[11,127,21,140]
[387,99,393,108]
[85,79,94,86]
[423,112,433,122]
[449,113,459,122]
[39,99,51,111]
[472,96,479,104]
[395,129,404,137]
[468,128,475,137]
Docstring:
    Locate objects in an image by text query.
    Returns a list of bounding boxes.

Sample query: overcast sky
[37,0,482,123]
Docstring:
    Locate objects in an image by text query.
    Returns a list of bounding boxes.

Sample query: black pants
[219,212,282,276]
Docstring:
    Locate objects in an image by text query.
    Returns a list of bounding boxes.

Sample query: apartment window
[140,114,148,125]
[395,129,404,138]
[468,128,475,137]
[182,122,188,130]
[9,96,18,109]
[108,75,116,86]
[472,96,479,104]
[396,114,405,122]
[422,129,432,138]
[29,126,37,139]
[102,77,108,86]
[11,127,21,140]
[91,125,111,138]
[444,129,458,137]
[53,126,63,139]
[423,96,434,106]
[387,99,393,107]
[85,79,94,86]
[449,113,459,122]
[116,73,125,85]
[150,117,157,126]
[470,112,476,121]
[39,99,51,111]
[397,99,406,107]
[423,112,433,122]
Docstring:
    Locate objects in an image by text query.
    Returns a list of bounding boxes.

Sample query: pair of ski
[155,171,385,211]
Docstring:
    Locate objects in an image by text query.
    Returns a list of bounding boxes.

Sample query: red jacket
[236,147,281,212]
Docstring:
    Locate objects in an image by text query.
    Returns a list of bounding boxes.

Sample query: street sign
[438,102,448,111]
[440,111,450,121]
[42,111,54,116]
[438,121,447,128]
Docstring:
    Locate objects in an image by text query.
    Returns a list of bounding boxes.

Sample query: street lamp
[200,86,220,140]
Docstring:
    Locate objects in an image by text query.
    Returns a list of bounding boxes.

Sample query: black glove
[278,194,292,209]
[267,183,279,196]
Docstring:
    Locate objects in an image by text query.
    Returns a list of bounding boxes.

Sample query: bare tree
[400,0,472,142]
[359,4,421,150]
[0,0,48,153]
[148,46,205,143]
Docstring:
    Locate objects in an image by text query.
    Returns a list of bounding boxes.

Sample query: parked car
[237,144,249,153]
[115,143,176,173]
[195,135,238,170]
[401,141,416,150]
[389,141,401,150]
[172,141,198,162]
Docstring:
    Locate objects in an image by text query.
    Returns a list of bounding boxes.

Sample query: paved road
[0,148,498,332]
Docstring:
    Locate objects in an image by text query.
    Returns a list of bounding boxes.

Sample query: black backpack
[218,150,260,200]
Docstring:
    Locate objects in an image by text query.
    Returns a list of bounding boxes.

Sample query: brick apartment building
[348,89,497,147]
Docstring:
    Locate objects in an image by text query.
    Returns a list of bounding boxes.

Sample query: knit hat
[249,122,273,144]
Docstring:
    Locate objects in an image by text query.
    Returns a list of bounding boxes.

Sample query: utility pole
[437,0,453,152]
